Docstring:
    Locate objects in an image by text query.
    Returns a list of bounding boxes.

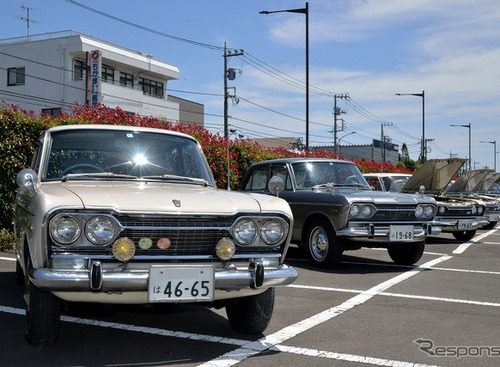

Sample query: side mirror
[16,169,38,188]
[418,185,426,195]
[268,176,285,197]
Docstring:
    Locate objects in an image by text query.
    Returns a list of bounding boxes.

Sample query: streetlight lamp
[260,2,309,151]
[395,90,425,163]
[337,131,356,156]
[480,140,497,171]
[451,123,471,171]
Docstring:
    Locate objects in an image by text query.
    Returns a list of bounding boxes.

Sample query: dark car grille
[354,204,421,222]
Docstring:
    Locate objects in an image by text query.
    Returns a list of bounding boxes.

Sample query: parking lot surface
[1,227,499,367]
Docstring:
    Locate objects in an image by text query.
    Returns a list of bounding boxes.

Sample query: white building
[0,30,203,124]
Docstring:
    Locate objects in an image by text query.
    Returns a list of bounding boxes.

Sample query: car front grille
[49,214,278,257]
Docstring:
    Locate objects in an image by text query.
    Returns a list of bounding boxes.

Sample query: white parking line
[197,256,451,367]
[453,228,498,254]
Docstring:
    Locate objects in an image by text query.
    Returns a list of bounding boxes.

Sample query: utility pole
[223,43,244,138]
[333,94,349,153]
[381,122,393,162]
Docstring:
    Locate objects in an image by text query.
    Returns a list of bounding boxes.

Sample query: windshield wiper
[141,174,210,186]
[62,172,138,182]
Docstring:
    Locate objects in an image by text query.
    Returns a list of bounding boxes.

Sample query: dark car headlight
[415,204,436,219]
[349,203,376,219]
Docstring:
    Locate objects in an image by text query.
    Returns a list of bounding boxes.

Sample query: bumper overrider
[29,261,298,294]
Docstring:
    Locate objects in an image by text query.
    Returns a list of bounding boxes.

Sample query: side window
[244,166,269,190]
[270,165,292,190]
[73,59,86,81]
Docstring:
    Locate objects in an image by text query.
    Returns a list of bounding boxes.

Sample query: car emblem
[172,199,181,207]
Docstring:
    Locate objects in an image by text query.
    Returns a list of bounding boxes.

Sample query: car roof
[45,124,195,141]
[250,157,352,166]
[363,173,411,177]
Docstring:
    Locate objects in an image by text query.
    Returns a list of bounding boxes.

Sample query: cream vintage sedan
[14,124,298,345]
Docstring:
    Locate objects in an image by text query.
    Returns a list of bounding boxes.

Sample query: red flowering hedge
[0,104,412,233]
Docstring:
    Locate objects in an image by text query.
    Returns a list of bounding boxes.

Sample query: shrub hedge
[0,104,412,249]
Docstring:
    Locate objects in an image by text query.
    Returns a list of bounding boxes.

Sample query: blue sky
[1,0,499,169]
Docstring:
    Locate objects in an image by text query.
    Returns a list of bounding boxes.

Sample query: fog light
[112,237,136,262]
[216,238,236,261]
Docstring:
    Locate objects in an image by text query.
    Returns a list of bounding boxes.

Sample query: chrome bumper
[433,217,489,231]
[30,262,298,293]
[337,223,440,240]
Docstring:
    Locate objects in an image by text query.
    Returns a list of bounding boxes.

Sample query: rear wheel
[306,218,342,268]
[225,288,275,334]
[388,241,425,265]
[24,258,60,345]
[452,230,476,241]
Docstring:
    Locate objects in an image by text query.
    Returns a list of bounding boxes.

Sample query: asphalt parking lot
[1,227,499,367]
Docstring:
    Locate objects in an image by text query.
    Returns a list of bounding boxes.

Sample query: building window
[139,77,164,98]
[120,72,134,88]
[7,67,25,86]
[102,64,114,83]
[74,59,86,81]
[42,108,62,117]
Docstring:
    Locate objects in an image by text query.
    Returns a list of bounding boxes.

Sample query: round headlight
[350,204,360,218]
[233,219,257,245]
[260,219,285,245]
[415,204,424,218]
[361,205,374,218]
[438,206,447,215]
[477,206,484,215]
[50,215,81,244]
[471,206,477,215]
[85,216,115,245]
[424,205,435,218]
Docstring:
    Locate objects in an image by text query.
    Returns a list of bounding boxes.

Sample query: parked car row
[364,158,500,240]
[13,124,499,347]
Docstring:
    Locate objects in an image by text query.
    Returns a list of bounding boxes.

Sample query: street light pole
[480,140,497,171]
[337,131,356,156]
[395,90,425,163]
[451,123,471,171]
[260,2,309,151]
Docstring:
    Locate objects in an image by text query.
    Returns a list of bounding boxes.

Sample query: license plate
[148,266,214,302]
[389,225,414,241]
[457,219,474,230]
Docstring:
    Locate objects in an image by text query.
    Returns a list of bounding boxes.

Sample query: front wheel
[482,221,497,230]
[24,258,61,345]
[306,218,343,268]
[388,241,425,265]
[452,230,476,241]
[225,288,275,334]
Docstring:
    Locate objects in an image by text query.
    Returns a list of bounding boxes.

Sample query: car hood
[324,187,435,205]
[401,158,467,196]
[444,169,494,194]
[473,172,500,193]
[41,181,292,216]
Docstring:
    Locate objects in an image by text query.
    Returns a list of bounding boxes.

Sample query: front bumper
[433,217,489,232]
[336,222,440,242]
[30,261,298,295]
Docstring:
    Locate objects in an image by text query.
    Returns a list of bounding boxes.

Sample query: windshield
[291,161,370,189]
[42,129,214,184]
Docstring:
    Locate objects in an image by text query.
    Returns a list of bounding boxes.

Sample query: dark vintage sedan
[238,158,440,267]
